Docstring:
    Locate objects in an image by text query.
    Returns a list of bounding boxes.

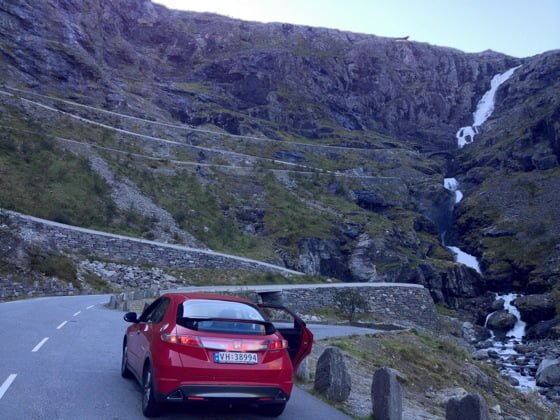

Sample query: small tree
[334,288,369,322]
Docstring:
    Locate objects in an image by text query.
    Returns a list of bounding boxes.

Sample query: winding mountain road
[0,295,375,419]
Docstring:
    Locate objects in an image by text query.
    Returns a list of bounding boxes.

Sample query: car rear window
[177,299,269,335]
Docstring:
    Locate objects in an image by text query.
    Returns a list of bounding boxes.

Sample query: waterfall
[456,66,521,148]
[485,293,535,390]
[442,178,480,273]
[443,66,521,271]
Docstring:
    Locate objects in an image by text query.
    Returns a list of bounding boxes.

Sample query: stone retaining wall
[2,210,438,328]
[281,285,438,328]
[109,283,438,329]
[1,209,299,274]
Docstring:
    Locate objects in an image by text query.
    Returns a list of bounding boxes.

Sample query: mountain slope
[0,0,558,314]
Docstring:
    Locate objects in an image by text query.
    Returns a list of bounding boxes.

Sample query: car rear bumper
[161,385,290,403]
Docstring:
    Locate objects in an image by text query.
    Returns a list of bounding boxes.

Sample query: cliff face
[1,0,520,148]
[0,0,558,306]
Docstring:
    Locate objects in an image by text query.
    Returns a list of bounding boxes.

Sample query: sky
[153,0,559,58]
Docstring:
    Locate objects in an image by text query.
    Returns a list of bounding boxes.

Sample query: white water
[444,177,463,203]
[442,178,480,273]
[456,66,521,148]
[447,246,481,273]
[485,293,535,390]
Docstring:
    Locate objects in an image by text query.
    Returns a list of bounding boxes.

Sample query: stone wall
[279,284,438,329]
[1,209,299,274]
[2,210,438,329]
[109,283,438,329]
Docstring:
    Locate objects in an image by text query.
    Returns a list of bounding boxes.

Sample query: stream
[444,66,537,390]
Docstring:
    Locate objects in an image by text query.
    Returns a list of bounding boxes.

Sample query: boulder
[525,319,560,340]
[462,322,491,343]
[351,190,388,210]
[446,393,488,420]
[371,367,402,420]
[314,347,351,401]
[536,359,560,387]
[485,310,517,331]
[295,357,311,382]
[514,294,556,325]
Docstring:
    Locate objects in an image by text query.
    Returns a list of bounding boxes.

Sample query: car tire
[258,402,286,417]
[121,343,133,379]
[142,364,160,417]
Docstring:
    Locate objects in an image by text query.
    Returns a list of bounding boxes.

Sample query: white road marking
[73,311,81,317]
[0,374,17,400]
[56,321,68,330]
[86,305,94,310]
[32,337,49,353]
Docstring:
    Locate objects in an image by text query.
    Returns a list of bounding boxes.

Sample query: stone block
[371,367,402,420]
[314,347,351,401]
[446,393,488,420]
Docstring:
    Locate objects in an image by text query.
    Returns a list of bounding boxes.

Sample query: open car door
[258,304,313,371]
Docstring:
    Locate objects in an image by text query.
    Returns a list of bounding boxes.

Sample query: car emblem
[233,341,242,349]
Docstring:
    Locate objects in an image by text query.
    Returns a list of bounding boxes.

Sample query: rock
[295,357,311,382]
[514,294,556,325]
[352,190,388,210]
[348,234,381,282]
[462,322,491,343]
[442,265,483,299]
[485,310,517,331]
[507,376,520,386]
[536,359,560,387]
[371,367,402,420]
[314,347,351,401]
[490,298,505,311]
[473,349,490,360]
[297,238,349,279]
[446,393,489,420]
[460,363,491,390]
[525,318,560,340]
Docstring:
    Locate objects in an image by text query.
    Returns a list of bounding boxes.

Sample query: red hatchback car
[121,293,313,417]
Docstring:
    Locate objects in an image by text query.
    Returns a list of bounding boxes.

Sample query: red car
[121,293,313,417]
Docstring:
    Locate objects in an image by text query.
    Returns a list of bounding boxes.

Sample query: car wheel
[258,402,286,417]
[142,364,160,417]
[121,343,133,379]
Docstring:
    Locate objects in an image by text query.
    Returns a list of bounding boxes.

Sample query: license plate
[214,352,258,364]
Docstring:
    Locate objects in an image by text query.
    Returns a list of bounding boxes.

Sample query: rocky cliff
[0,0,558,318]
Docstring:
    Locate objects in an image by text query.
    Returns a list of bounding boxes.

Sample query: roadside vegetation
[308,331,557,419]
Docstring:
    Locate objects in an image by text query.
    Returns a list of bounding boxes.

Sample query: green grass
[0,131,116,228]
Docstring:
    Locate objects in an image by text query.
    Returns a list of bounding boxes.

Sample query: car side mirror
[124,312,138,323]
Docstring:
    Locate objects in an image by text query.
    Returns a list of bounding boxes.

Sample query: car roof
[162,292,256,305]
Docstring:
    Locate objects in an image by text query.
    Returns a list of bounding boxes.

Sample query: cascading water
[442,178,481,273]
[443,65,521,271]
[445,65,536,390]
[456,66,521,148]
[485,294,536,390]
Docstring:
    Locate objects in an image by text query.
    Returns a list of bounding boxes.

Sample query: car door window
[148,298,170,324]
[139,298,169,323]
[259,304,314,370]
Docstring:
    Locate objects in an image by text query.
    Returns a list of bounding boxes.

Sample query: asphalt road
[0,295,376,419]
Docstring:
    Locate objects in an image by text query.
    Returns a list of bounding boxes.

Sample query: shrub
[334,288,369,322]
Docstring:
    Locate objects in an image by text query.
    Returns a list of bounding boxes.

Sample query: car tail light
[267,338,288,351]
[161,334,201,347]
[162,331,287,352]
